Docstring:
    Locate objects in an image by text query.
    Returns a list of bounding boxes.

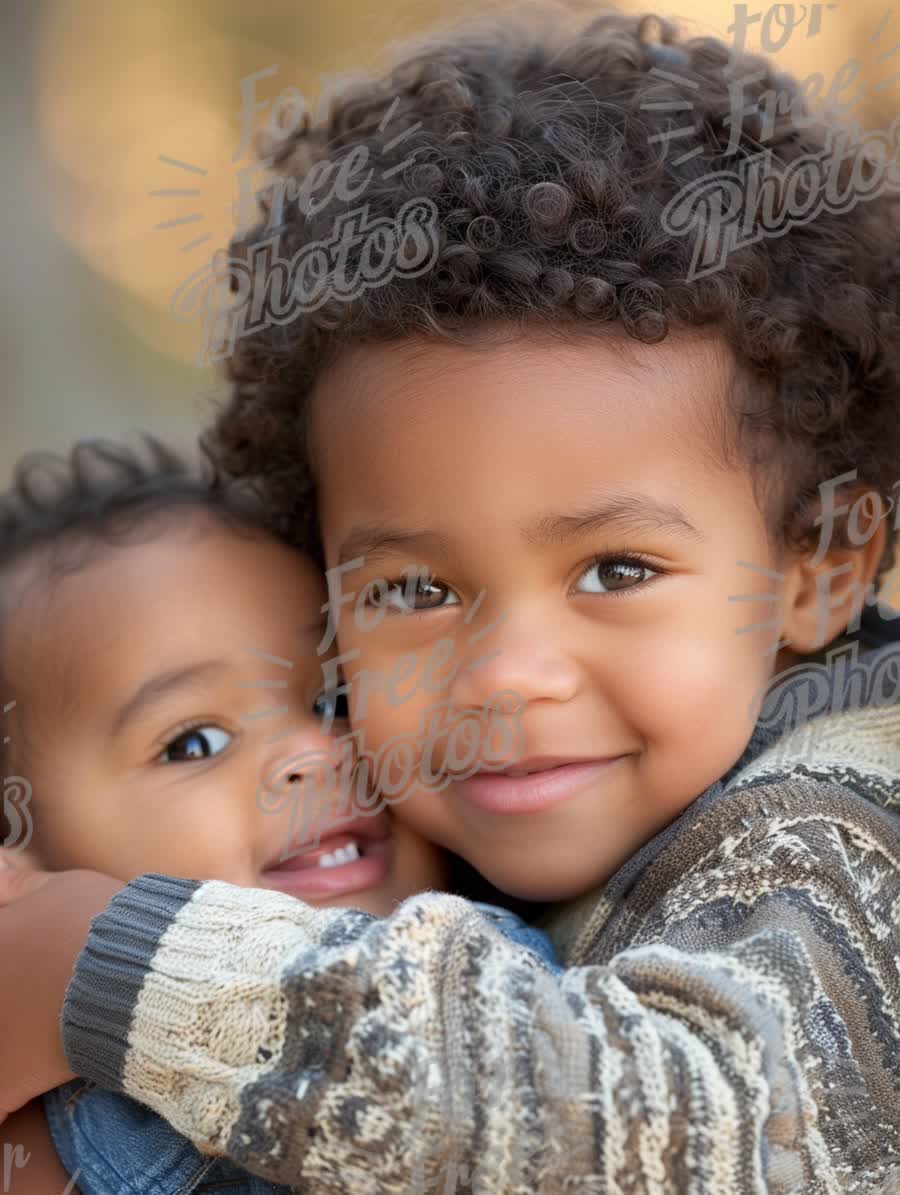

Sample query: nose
[448,598,580,712]
[257,720,353,860]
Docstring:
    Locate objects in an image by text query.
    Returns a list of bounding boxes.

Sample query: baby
[0,437,557,1195]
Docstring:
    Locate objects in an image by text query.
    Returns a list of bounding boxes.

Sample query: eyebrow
[337,491,704,564]
[521,493,706,546]
[110,660,228,739]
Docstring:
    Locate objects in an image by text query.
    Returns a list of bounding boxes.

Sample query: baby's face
[6,518,447,914]
[310,328,806,902]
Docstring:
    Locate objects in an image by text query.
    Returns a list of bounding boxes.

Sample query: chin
[473,858,608,904]
[308,890,393,915]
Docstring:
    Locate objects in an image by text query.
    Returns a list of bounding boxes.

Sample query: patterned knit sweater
[61,610,900,1194]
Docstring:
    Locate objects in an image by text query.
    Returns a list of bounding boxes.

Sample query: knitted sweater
[61,610,900,1194]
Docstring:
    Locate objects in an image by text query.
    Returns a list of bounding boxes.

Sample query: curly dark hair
[208,6,900,580]
[0,436,270,580]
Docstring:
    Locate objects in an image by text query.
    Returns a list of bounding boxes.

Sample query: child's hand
[0,855,122,1123]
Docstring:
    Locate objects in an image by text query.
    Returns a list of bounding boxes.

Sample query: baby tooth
[316,842,361,869]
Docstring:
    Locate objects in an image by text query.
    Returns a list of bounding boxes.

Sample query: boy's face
[6,518,446,914]
[310,329,796,902]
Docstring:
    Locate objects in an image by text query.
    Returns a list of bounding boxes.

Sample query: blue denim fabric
[470,901,562,973]
[43,1080,297,1195]
[43,903,561,1194]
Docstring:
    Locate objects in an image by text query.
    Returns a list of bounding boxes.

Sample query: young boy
[0,437,559,1194]
[3,7,900,1193]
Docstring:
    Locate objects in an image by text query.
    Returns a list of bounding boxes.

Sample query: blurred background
[1,0,897,480]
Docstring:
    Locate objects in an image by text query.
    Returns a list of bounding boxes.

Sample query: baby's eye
[380,575,461,613]
[574,556,658,594]
[312,690,350,721]
[160,725,233,763]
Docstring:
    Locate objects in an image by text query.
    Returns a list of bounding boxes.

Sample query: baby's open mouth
[277,833,376,870]
[260,812,392,900]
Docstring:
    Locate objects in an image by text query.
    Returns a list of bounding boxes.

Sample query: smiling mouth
[453,755,627,816]
[494,755,610,777]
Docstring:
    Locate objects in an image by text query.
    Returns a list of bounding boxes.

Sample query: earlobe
[779,487,890,655]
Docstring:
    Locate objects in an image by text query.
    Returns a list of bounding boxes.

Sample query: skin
[1,1097,76,1194]
[0,516,448,1194]
[6,514,447,913]
[310,325,888,902]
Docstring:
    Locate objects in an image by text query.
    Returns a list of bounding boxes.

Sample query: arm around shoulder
[60,784,900,1194]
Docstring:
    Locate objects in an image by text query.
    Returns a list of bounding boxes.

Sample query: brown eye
[381,576,460,613]
[575,557,657,594]
[161,726,232,762]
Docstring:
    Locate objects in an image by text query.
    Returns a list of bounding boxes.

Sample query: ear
[779,482,891,655]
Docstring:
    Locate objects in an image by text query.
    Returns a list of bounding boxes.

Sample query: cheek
[389,822,451,891]
[29,762,249,881]
[340,623,450,746]
[338,626,462,850]
[25,756,118,870]
[618,628,768,775]
[389,785,457,851]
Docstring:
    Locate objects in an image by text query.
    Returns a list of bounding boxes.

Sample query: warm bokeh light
[1,0,896,475]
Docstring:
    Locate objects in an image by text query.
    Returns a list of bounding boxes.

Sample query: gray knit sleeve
[61,874,200,1090]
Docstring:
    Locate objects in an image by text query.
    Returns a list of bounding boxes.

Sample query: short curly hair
[0,437,268,582]
[209,7,900,581]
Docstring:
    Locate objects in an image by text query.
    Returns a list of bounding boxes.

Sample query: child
[3,7,900,1192]
[0,437,559,1194]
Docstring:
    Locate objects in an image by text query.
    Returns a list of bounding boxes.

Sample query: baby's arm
[0,863,121,1119]
[55,784,900,1194]
[0,1100,79,1195]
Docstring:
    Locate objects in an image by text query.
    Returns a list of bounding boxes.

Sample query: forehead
[2,521,327,723]
[310,328,739,518]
